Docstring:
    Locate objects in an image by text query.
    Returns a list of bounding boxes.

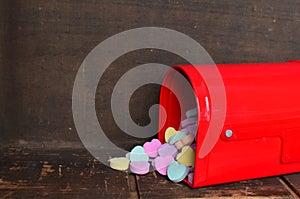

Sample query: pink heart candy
[157,167,168,176]
[153,156,174,175]
[158,143,178,157]
[143,139,161,158]
[130,161,150,175]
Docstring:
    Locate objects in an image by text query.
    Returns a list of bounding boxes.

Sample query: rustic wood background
[0,0,299,198]
[1,0,300,149]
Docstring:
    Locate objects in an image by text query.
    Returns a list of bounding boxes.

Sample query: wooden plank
[136,172,294,198]
[0,148,138,198]
[283,174,300,197]
[0,147,297,198]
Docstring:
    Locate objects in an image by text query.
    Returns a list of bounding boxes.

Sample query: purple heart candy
[188,172,194,184]
[187,124,198,138]
[158,143,178,157]
[153,156,174,175]
[180,127,188,133]
[181,117,197,129]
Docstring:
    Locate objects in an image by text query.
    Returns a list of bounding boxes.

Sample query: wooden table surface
[0,0,300,198]
[0,148,299,198]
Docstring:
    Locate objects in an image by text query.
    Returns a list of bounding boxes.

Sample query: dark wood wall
[1,0,300,149]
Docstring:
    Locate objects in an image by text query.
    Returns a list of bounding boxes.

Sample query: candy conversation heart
[186,108,197,118]
[174,134,194,150]
[109,157,130,171]
[108,107,199,185]
[164,127,178,142]
[130,161,150,175]
[143,139,161,158]
[153,156,174,175]
[188,172,194,184]
[168,131,186,145]
[130,146,149,162]
[187,124,198,138]
[181,134,194,146]
[167,161,189,183]
[181,117,197,129]
[158,143,178,157]
[176,146,195,167]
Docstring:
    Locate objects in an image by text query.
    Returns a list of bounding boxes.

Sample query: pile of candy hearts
[109,108,198,184]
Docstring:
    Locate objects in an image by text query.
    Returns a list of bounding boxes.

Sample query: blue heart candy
[130,146,149,162]
[168,131,187,145]
[167,161,188,182]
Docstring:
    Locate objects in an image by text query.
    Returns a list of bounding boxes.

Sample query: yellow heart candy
[176,146,195,167]
[109,157,130,171]
[164,127,178,143]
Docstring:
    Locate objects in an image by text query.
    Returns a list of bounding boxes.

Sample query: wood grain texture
[0,148,138,198]
[136,172,295,198]
[0,0,300,148]
[0,148,297,198]
[283,174,300,197]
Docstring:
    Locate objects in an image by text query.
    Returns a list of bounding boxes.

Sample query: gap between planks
[279,177,300,199]
[127,173,140,199]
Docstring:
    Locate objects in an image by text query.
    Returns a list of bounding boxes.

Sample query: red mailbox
[158,60,300,188]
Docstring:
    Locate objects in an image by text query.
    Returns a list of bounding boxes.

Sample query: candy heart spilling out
[158,143,178,157]
[187,124,198,138]
[188,172,194,184]
[130,161,150,175]
[168,131,187,145]
[153,156,174,175]
[167,161,189,183]
[181,117,197,129]
[109,157,130,171]
[186,108,197,118]
[164,127,178,143]
[130,146,149,162]
[174,134,194,150]
[176,146,195,166]
[108,107,198,184]
[143,139,161,158]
